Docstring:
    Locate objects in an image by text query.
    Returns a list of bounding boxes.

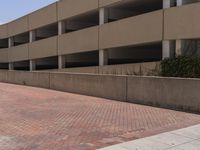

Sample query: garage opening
[66,51,99,68]
[0,38,8,48]
[105,0,162,23]
[35,23,58,41]
[62,10,99,33]
[106,42,162,65]
[0,63,8,70]
[13,60,30,70]
[35,56,58,70]
[13,32,29,46]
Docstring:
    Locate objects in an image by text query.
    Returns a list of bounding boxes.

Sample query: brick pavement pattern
[0,83,200,150]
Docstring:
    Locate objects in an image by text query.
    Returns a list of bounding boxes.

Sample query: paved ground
[0,83,200,150]
[99,124,200,150]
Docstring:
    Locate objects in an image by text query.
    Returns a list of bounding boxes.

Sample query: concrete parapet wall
[98,62,160,76]
[99,10,163,49]
[51,62,161,76]
[0,70,199,112]
[50,66,99,74]
[0,49,9,63]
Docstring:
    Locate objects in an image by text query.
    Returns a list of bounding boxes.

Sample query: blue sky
[0,0,57,24]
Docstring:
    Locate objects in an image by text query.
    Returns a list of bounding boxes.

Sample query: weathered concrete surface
[0,70,8,82]
[0,82,200,150]
[50,72,127,101]
[98,62,160,76]
[127,76,200,112]
[7,71,50,88]
[50,62,161,76]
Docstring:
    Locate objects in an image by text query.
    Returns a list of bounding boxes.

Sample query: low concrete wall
[0,70,199,112]
[50,73,127,101]
[7,71,50,89]
[127,76,200,112]
[0,70,8,82]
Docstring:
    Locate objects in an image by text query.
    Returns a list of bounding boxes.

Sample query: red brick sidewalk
[0,83,200,150]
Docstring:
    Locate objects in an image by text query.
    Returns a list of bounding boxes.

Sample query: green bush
[161,56,200,78]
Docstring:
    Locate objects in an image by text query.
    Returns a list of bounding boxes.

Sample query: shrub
[161,56,200,78]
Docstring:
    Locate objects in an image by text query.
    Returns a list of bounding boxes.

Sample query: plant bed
[161,56,200,78]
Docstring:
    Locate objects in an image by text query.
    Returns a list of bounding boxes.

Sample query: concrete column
[99,8,109,25]
[177,0,183,6]
[9,63,14,70]
[58,55,66,69]
[176,40,182,56]
[176,0,184,57]
[29,31,36,42]
[58,21,65,35]
[58,22,66,69]
[163,0,171,8]
[8,38,14,70]
[162,41,171,59]
[99,8,109,66]
[99,50,108,66]
[8,37,13,47]
[30,31,36,71]
[30,60,36,71]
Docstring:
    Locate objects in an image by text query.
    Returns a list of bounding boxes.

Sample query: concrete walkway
[98,124,200,150]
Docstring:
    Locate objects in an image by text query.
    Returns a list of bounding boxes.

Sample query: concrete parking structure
[0,82,200,150]
[0,0,200,71]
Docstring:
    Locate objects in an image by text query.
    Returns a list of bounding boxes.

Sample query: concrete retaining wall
[127,77,200,112]
[50,73,127,101]
[0,70,199,112]
[7,71,50,89]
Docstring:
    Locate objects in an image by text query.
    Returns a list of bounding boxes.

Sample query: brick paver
[0,82,200,150]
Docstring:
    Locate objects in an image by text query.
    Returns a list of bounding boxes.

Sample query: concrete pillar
[162,41,171,59]
[8,38,14,70]
[175,1,184,57]
[9,63,14,70]
[99,8,109,66]
[99,50,108,66]
[58,22,66,69]
[8,37,13,47]
[177,0,183,6]
[58,21,65,35]
[163,0,171,8]
[100,8,108,25]
[176,40,182,56]
[30,31,36,42]
[58,55,66,69]
[30,60,36,71]
[30,31,36,71]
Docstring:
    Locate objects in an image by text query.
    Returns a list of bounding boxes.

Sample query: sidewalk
[98,124,200,150]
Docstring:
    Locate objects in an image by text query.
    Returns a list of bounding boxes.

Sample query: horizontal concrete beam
[99,10,163,49]
[164,2,200,40]
[8,44,29,62]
